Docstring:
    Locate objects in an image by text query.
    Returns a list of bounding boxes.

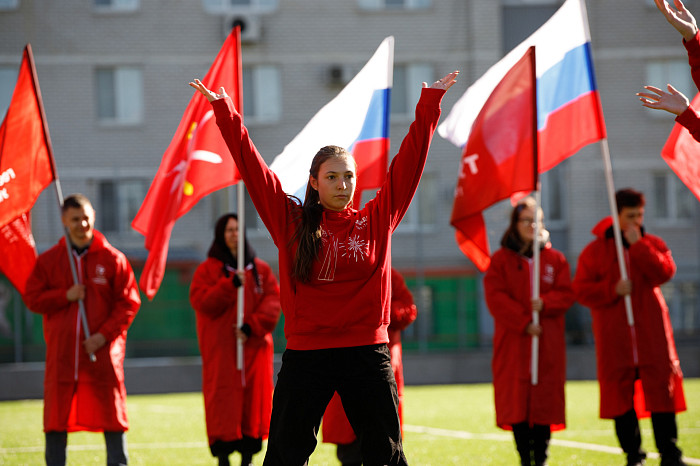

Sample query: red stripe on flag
[538,91,606,172]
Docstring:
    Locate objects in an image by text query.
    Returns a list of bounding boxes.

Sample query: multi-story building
[1,0,698,362]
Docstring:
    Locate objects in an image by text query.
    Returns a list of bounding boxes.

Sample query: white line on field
[402,424,700,465]
[2,426,699,466]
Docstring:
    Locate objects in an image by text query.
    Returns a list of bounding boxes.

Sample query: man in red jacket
[24,194,141,466]
[573,188,686,466]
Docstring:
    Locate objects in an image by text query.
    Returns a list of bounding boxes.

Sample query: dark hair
[289,145,353,283]
[208,213,261,289]
[500,197,540,256]
[616,188,645,212]
[62,193,92,213]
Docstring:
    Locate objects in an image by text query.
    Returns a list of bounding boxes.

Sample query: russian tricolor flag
[270,37,393,205]
[438,0,606,172]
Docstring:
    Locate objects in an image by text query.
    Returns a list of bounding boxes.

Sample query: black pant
[263,344,407,466]
[45,431,127,466]
[512,422,551,466]
[614,409,683,463]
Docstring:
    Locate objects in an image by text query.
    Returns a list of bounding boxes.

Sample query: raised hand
[189,78,228,102]
[655,0,699,41]
[637,84,691,116]
[423,70,460,90]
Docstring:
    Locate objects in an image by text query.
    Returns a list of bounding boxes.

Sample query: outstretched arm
[655,0,699,41]
[637,84,690,115]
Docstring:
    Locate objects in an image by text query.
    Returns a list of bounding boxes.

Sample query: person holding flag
[189,213,281,466]
[483,197,574,466]
[23,194,141,466]
[637,0,700,141]
[189,68,458,465]
[573,188,687,466]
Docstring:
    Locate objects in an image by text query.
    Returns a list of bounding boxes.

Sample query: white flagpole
[531,187,541,386]
[236,183,245,374]
[600,138,637,363]
[528,45,540,385]
[26,42,96,363]
[53,181,96,363]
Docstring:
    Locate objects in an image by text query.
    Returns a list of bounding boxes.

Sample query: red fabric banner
[132,30,243,300]
[0,45,55,293]
[451,47,537,271]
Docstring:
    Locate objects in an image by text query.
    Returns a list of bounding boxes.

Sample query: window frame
[93,0,140,14]
[95,65,144,126]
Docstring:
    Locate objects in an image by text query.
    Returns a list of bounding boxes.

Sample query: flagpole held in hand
[237,183,245,380]
[531,188,541,386]
[24,43,96,363]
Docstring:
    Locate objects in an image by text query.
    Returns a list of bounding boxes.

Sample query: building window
[0,66,17,118]
[202,0,277,14]
[93,0,139,12]
[98,179,148,234]
[540,163,565,223]
[396,172,437,232]
[652,172,695,222]
[501,0,561,55]
[645,60,696,119]
[241,65,281,124]
[95,66,143,125]
[391,63,433,117]
[358,0,431,10]
[0,0,19,10]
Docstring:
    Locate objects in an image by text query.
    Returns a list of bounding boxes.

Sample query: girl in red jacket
[484,197,575,466]
[190,213,281,466]
[190,70,458,465]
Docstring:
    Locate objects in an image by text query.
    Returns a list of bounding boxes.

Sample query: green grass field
[1,380,698,465]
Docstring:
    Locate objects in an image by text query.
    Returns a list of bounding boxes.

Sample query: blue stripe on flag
[354,88,391,143]
[537,42,597,130]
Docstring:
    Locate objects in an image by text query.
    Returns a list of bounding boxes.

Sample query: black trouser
[45,431,127,466]
[614,409,683,463]
[336,439,363,466]
[512,422,551,466]
[263,344,407,466]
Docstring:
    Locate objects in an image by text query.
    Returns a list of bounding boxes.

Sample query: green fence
[0,268,480,363]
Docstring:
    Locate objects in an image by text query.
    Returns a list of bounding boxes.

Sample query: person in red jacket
[190,213,281,466]
[637,0,700,142]
[321,267,418,465]
[189,70,458,465]
[483,197,574,466]
[573,188,687,466]
[24,194,141,466]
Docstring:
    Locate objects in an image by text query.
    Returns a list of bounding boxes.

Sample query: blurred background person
[190,213,281,466]
[484,197,575,466]
[24,194,141,466]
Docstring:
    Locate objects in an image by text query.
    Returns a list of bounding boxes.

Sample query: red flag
[451,47,537,271]
[0,45,56,293]
[132,30,243,300]
[660,92,700,202]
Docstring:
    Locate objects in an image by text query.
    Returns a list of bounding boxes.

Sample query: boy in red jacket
[573,188,686,466]
[24,194,141,466]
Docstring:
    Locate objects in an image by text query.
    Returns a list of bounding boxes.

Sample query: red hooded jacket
[484,244,574,431]
[190,256,281,444]
[572,218,686,419]
[24,231,140,432]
